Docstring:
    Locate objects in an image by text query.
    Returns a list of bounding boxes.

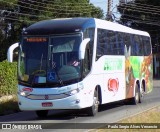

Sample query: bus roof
[23,17,150,37]
[94,18,150,37]
[23,18,95,35]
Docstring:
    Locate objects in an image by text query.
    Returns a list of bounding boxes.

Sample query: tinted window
[138,36,144,56]
[84,28,95,59]
[143,36,151,56]
[97,29,150,58]
[97,29,106,58]
[124,33,131,49]
[131,35,147,56]
[97,29,124,59]
[131,35,140,56]
[117,32,124,55]
[105,30,116,55]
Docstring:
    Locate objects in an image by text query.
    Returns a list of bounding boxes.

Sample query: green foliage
[117,0,160,53]
[0,60,17,96]
[90,5,104,19]
[0,0,104,62]
[0,95,19,115]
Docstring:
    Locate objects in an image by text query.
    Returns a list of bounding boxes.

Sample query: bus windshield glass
[48,34,82,84]
[18,34,82,86]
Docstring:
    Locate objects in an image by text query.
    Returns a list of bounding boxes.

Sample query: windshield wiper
[31,53,46,87]
[40,53,43,71]
[51,53,63,86]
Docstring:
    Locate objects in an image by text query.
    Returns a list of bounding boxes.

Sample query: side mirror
[7,42,19,62]
[79,38,90,59]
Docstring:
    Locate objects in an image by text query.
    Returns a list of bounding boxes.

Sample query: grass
[119,106,160,123]
[0,95,20,116]
[90,106,160,132]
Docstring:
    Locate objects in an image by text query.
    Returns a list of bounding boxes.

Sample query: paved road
[0,80,160,131]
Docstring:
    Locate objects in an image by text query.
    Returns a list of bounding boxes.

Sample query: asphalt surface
[0,80,160,131]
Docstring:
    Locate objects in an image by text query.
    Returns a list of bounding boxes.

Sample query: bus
[8,18,153,117]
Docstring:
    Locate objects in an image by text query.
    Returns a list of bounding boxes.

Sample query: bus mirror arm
[7,42,19,62]
[79,38,90,60]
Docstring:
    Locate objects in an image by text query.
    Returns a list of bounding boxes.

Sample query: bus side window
[123,33,132,56]
[84,28,95,65]
[107,30,116,55]
[132,35,141,56]
[143,36,151,56]
[116,32,124,55]
[138,36,144,56]
[96,29,105,60]
[83,44,91,77]
[123,33,131,53]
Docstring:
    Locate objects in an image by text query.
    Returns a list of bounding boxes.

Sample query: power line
[0,16,35,24]
[120,1,160,9]
[0,0,53,14]
[0,10,51,19]
[119,3,160,14]
[17,0,92,11]
[117,6,160,16]
[11,0,90,5]
[33,0,90,5]
[90,1,106,4]
[113,11,160,23]
[0,0,92,15]
[115,17,160,27]
[3,0,160,27]
[115,1,160,27]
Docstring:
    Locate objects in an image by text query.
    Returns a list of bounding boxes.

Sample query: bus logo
[45,95,49,100]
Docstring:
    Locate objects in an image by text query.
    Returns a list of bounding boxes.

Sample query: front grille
[26,94,69,100]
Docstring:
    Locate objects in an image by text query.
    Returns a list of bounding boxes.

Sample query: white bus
[8,18,153,117]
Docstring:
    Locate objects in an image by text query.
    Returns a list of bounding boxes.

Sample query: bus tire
[86,90,99,116]
[36,110,48,118]
[139,83,145,103]
[132,84,140,105]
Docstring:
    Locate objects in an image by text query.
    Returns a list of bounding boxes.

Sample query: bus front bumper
[18,93,93,111]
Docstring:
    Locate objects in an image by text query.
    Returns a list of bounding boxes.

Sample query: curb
[0,95,15,102]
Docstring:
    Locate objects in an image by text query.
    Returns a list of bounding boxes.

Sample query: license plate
[42,102,53,107]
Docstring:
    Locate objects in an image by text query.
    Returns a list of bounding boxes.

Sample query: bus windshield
[18,34,82,86]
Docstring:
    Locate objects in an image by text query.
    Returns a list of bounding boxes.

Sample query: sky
[90,0,120,18]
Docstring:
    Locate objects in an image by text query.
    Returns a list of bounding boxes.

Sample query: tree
[17,0,103,21]
[0,0,18,61]
[117,0,160,53]
[0,0,104,61]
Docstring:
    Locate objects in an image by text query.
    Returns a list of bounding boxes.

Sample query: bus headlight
[19,88,33,97]
[19,91,30,97]
[65,87,83,96]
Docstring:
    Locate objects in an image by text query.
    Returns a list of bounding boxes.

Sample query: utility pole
[106,0,112,21]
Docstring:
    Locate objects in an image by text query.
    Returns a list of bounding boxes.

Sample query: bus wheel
[132,84,140,104]
[139,84,144,103]
[86,90,99,116]
[36,110,48,118]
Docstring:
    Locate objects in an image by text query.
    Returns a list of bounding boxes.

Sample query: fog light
[19,102,21,105]
[75,99,80,104]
